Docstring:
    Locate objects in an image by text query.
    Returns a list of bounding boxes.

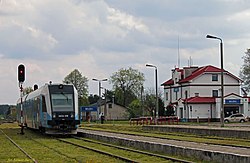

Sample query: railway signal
[18,64,25,135]
[18,64,25,82]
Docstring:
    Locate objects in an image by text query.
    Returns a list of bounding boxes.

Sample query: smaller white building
[162,65,250,121]
[81,101,129,121]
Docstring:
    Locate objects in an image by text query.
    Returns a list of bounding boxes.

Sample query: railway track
[26,134,81,162]
[56,137,139,163]
[0,129,37,163]
[71,136,194,163]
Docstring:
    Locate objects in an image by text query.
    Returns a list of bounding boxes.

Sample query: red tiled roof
[184,96,216,104]
[161,79,174,86]
[161,65,242,86]
[179,65,242,83]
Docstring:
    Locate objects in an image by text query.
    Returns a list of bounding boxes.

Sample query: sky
[1,0,250,105]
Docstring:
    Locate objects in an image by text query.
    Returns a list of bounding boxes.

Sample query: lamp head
[146,64,154,67]
[206,34,222,42]
[206,35,218,39]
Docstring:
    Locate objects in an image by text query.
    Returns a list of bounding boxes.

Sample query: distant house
[81,100,129,121]
[161,65,247,121]
[100,101,129,120]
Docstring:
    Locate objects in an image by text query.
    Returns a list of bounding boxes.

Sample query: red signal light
[18,64,25,82]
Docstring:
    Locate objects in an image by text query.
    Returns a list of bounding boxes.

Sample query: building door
[180,107,183,118]
[224,106,239,118]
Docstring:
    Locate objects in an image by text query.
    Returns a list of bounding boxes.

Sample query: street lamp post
[146,64,159,118]
[206,34,224,127]
[92,78,108,121]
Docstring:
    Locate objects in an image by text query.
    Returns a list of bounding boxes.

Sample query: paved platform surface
[156,123,250,131]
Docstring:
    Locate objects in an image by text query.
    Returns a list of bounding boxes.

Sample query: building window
[212,74,218,81]
[166,92,168,100]
[212,90,219,97]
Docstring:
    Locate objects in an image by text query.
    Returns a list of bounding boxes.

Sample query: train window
[51,93,73,111]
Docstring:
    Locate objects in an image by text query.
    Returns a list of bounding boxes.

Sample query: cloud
[107,7,149,34]
[1,0,250,104]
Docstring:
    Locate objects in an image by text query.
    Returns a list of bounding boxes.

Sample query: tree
[143,88,165,117]
[127,99,142,118]
[23,86,33,95]
[63,69,89,106]
[144,93,155,116]
[110,67,145,106]
[88,94,99,104]
[165,104,175,116]
[158,97,165,116]
[240,49,250,92]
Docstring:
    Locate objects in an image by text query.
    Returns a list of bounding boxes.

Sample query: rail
[72,136,193,163]
[57,138,139,163]
[0,129,37,163]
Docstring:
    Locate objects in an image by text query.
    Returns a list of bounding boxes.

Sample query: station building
[161,65,250,121]
[81,100,128,121]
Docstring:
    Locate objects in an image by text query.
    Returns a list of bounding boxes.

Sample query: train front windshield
[51,93,73,111]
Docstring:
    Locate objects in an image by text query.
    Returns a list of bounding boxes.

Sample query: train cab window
[51,93,73,111]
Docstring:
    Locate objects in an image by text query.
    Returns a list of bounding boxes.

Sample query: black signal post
[18,64,25,135]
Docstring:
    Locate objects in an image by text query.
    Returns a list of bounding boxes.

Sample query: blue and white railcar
[17,84,80,134]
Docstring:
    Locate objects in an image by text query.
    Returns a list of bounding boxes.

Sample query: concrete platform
[78,128,250,163]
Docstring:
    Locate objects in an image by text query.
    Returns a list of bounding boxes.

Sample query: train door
[41,95,47,127]
[34,97,40,129]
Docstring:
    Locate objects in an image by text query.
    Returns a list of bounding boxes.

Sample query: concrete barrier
[142,125,250,139]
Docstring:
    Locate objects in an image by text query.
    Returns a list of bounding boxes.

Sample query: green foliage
[110,67,145,107]
[88,94,100,104]
[79,96,89,106]
[240,49,250,93]
[23,86,33,95]
[144,93,155,116]
[127,99,142,118]
[142,88,164,117]
[158,97,165,116]
[165,104,175,116]
[63,69,88,98]
[105,90,114,102]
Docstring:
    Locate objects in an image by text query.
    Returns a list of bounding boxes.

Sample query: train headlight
[71,113,74,118]
[53,113,56,118]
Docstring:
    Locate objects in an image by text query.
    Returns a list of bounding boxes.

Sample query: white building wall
[172,71,181,84]
[188,104,211,119]
[189,86,220,97]
[215,98,221,119]
[243,98,250,115]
